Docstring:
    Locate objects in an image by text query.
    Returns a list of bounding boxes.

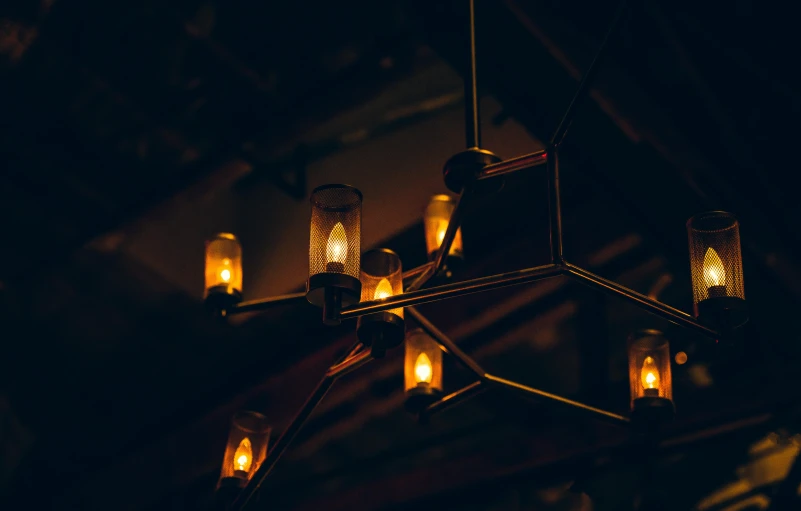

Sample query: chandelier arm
[226,292,308,315]
[484,374,630,426]
[465,0,481,149]
[230,343,372,511]
[408,306,487,378]
[547,145,564,264]
[477,148,548,180]
[402,262,435,282]
[340,263,563,320]
[549,0,630,147]
[564,262,720,338]
[421,380,486,418]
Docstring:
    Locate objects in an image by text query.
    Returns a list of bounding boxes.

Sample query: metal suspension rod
[230,344,371,510]
[478,148,548,180]
[465,0,481,148]
[564,262,719,338]
[340,263,563,320]
[547,146,564,264]
[485,374,630,426]
[402,262,434,281]
[550,0,629,147]
[227,292,308,315]
[423,380,486,417]
[408,307,487,378]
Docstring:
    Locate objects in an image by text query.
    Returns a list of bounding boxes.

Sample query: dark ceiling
[2,0,801,510]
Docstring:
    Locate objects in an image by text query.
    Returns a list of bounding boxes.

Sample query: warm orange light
[219,258,232,283]
[233,437,253,473]
[326,222,347,265]
[641,356,660,390]
[436,220,448,246]
[703,247,725,288]
[373,278,393,300]
[414,352,433,384]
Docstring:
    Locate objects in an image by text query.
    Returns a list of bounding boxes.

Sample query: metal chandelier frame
[224,0,723,508]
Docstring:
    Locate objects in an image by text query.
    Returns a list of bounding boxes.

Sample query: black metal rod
[423,380,486,416]
[408,307,487,378]
[484,374,630,426]
[465,0,481,148]
[230,344,370,510]
[478,149,548,180]
[340,263,563,320]
[549,0,629,147]
[326,349,372,378]
[402,262,434,281]
[227,292,308,315]
[564,262,719,338]
[547,145,564,264]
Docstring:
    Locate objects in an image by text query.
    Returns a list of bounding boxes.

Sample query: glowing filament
[233,437,253,473]
[703,247,725,288]
[414,352,433,384]
[326,222,347,264]
[436,220,448,246]
[641,356,660,390]
[374,278,393,300]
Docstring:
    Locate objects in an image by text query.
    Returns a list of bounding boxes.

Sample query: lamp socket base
[404,385,440,414]
[204,287,243,317]
[307,273,362,325]
[696,296,748,331]
[443,148,503,194]
[631,397,674,432]
[357,313,405,357]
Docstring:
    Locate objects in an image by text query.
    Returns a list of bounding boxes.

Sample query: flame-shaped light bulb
[703,247,726,295]
[233,437,253,475]
[219,258,232,283]
[414,352,433,384]
[373,278,393,300]
[325,222,347,272]
[640,356,660,396]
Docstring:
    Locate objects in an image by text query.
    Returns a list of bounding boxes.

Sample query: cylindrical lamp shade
[424,195,464,260]
[217,411,271,489]
[628,330,673,406]
[357,249,405,354]
[360,249,404,319]
[404,329,443,413]
[205,233,243,298]
[307,185,363,310]
[687,211,747,328]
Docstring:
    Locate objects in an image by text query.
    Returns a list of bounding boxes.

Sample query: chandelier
[204,1,748,508]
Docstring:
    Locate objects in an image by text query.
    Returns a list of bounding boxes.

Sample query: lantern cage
[217,411,271,490]
[404,329,444,413]
[357,249,405,357]
[306,184,363,324]
[687,211,747,330]
[628,330,674,427]
[205,233,243,313]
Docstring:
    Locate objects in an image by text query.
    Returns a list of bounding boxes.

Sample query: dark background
[2,0,801,509]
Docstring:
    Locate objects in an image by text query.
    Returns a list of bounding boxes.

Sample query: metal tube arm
[227,292,308,315]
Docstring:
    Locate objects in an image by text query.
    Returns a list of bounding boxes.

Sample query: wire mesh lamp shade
[687,211,747,329]
[404,329,443,412]
[357,249,405,355]
[424,194,464,261]
[217,411,271,489]
[306,185,363,316]
[628,330,674,426]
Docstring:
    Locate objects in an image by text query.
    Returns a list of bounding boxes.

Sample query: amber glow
[233,437,253,473]
[703,247,725,288]
[373,278,393,300]
[219,258,232,283]
[641,356,660,390]
[326,222,347,264]
[414,352,433,384]
[436,220,448,245]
